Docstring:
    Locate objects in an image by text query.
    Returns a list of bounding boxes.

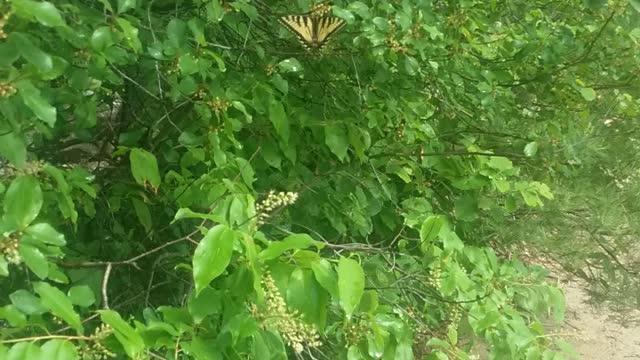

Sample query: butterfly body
[279,7,346,51]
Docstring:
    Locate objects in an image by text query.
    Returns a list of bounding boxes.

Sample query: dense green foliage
[1,0,639,359]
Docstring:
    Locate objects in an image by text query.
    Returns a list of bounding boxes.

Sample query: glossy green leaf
[19,243,48,279]
[580,87,596,101]
[130,148,161,189]
[98,310,145,357]
[3,175,43,229]
[338,257,365,317]
[40,339,78,360]
[6,342,42,360]
[488,156,513,170]
[0,39,20,66]
[311,259,338,298]
[91,27,115,50]
[33,282,83,334]
[132,198,152,232]
[269,100,289,144]
[14,80,57,127]
[12,32,53,72]
[259,234,323,260]
[420,215,445,249]
[9,289,47,315]
[172,208,224,224]
[524,142,539,157]
[68,285,96,307]
[27,1,66,27]
[0,256,9,277]
[632,0,640,12]
[188,287,221,324]
[0,131,27,168]
[117,0,137,13]
[24,223,66,246]
[325,123,349,161]
[193,225,235,295]
[188,18,206,45]
[115,17,142,53]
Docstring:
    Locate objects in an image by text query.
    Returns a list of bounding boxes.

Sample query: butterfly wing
[279,15,315,49]
[280,12,345,51]
[314,15,346,49]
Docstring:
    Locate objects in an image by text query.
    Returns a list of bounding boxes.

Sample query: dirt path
[561,280,640,360]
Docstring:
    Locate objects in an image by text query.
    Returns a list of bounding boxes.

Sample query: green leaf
[40,339,78,360]
[98,310,145,357]
[68,285,96,307]
[338,257,365,317]
[12,32,53,72]
[117,0,137,13]
[420,215,445,250]
[188,287,221,324]
[172,208,224,224]
[311,259,339,298]
[631,0,640,12]
[0,131,27,168]
[188,18,206,46]
[178,54,199,75]
[193,225,235,295]
[286,268,328,328]
[488,156,513,170]
[447,326,458,346]
[206,0,225,22]
[33,282,83,334]
[0,256,8,277]
[325,123,349,161]
[91,27,115,50]
[277,58,303,73]
[24,223,66,246]
[269,101,289,144]
[6,342,42,360]
[14,80,57,127]
[579,87,596,101]
[132,198,152,232]
[115,17,142,53]
[0,38,20,67]
[130,148,161,189]
[9,289,47,315]
[0,304,27,326]
[3,175,43,229]
[524,142,539,157]
[26,1,66,27]
[259,234,323,260]
[548,287,565,322]
[19,243,48,279]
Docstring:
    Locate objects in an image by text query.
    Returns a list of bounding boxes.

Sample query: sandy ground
[560,280,640,360]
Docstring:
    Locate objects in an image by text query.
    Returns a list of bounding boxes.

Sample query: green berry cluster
[255,190,299,225]
[252,272,321,353]
[0,235,20,264]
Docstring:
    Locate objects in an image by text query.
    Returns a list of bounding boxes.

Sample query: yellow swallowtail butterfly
[279,4,346,51]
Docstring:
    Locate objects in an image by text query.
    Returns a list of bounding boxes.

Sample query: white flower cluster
[255,190,299,225]
[0,82,16,98]
[0,236,20,264]
[0,11,10,40]
[80,324,116,360]
[251,272,321,353]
